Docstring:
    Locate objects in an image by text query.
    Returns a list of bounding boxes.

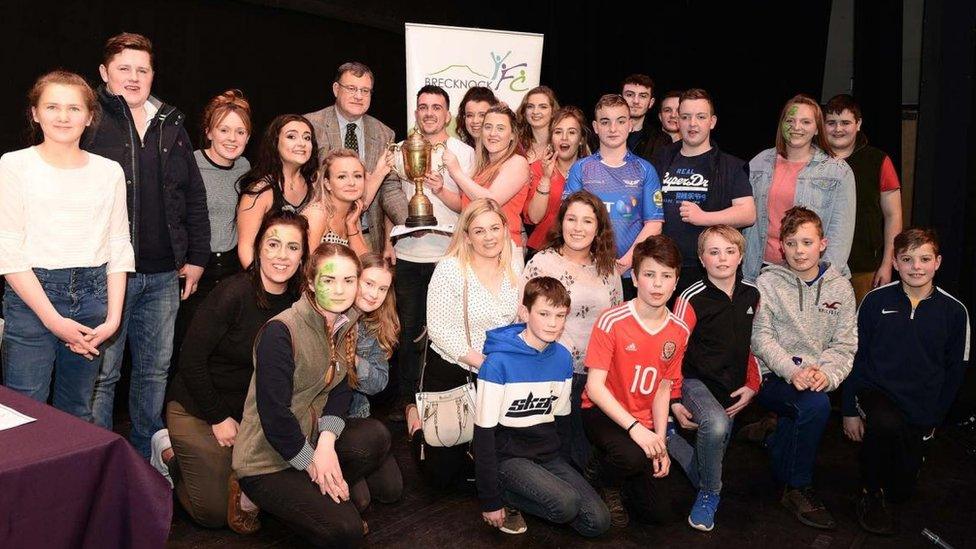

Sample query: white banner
[404,23,544,133]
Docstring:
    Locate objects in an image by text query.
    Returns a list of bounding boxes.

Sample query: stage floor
[161,407,975,549]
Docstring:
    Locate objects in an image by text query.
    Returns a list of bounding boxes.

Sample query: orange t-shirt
[461,167,530,247]
[763,157,806,264]
[581,301,689,429]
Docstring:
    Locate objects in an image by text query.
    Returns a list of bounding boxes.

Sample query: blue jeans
[668,378,733,493]
[756,374,831,488]
[498,456,610,537]
[91,271,179,457]
[2,267,107,421]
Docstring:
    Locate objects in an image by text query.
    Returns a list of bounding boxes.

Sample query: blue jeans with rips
[667,378,734,493]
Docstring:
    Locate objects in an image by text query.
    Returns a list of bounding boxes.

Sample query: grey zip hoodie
[751,262,857,391]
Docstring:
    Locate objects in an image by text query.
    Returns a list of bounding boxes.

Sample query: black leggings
[239,418,399,548]
[582,406,670,524]
[411,347,476,490]
[858,389,929,502]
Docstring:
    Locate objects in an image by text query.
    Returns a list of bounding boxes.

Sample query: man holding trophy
[390,85,475,421]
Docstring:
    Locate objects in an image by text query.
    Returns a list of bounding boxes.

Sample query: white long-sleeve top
[426,255,520,371]
[0,147,135,276]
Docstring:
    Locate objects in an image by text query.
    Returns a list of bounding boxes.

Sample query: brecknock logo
[425,50,531,92]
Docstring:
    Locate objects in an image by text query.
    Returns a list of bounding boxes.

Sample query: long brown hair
[543,190,617,277]
[775,94,833,158]
[473,104,524,184]
[516,86,560,152]
[549,106,591,159]
[358,253,400,358]
[304,242,362,388]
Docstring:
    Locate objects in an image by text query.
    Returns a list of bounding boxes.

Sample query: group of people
[0,31,969,548]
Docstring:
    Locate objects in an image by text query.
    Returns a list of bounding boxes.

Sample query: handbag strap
[418,266,476,395]
[462,272,473,385]
[416,327,430,394]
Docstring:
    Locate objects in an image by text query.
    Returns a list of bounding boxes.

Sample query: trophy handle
[386,142,406,180]
[430,142,447,174]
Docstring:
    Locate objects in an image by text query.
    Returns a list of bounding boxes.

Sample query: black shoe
[781,486,836,530]
[857,489,895,535]
[602,487,630,528]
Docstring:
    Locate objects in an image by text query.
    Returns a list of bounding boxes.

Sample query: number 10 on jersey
[630,365,659,395]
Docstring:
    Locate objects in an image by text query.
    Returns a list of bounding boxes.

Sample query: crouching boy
[752,206,857,530]
[475,276,610,537]
[842,228,970,535]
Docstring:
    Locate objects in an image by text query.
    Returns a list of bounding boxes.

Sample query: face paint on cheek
[314,262,336,310]
[782,105,798,140]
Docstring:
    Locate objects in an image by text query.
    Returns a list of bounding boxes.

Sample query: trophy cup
[388,128,444,227]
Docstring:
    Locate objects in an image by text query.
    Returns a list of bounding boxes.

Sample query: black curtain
[1,0,831,164]
[913,0,976,301]
[853,0,902,167]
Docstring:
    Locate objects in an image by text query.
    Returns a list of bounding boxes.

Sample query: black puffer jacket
[84,86,210,269]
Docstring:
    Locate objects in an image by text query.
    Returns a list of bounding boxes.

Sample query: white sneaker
[150,428,173,488]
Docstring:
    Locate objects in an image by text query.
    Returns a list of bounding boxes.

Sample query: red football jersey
[581,301,689,428]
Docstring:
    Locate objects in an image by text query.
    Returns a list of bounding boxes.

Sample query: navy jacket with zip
[842,282,970,428]
[84,86,210,270]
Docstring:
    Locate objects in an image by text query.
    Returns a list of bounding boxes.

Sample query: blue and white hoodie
[474,323,573,512]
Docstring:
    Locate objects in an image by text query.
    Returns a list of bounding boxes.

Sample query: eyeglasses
[336,82,373,96]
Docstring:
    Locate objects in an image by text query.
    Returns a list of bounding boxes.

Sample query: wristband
[626,420,640,433]
[536,188,551,195]
[347,230,361,237]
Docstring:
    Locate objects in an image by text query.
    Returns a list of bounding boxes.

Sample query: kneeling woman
[160,210,307,531]
[233,243,399,547]
[407,198,521,489]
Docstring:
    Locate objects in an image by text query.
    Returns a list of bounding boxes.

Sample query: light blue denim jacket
[742,147,856,281]
[348,323,390,418]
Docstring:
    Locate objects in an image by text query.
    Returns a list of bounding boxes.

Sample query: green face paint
[314,261,337,310]
[782,104,798,140]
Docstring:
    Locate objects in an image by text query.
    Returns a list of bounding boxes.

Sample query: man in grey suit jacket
[305,61,408,254]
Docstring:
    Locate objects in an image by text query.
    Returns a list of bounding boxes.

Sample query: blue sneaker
[688,490,720,531]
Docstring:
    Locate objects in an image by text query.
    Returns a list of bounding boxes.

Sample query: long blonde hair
[444,198,517,285]
[312,148,365,219]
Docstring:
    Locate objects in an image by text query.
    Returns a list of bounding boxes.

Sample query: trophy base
[404,215,438,228]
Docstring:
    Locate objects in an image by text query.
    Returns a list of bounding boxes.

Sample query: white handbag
[415,276,477,448]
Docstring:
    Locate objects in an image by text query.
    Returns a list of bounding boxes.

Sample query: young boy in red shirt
[582,235,688,527]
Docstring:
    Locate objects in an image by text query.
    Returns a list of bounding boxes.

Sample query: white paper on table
[0,403,36,431]
[390,224,456,239]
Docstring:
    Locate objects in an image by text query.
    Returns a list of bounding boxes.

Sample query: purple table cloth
[0,386,172,548]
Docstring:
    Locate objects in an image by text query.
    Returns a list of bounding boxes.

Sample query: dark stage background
[0,0,972,306]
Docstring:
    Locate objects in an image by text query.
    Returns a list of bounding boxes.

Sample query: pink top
[763,157,805,264]
[523,160,566,250]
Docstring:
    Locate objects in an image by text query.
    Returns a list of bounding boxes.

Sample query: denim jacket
[742,147,856,281]
[348,323,390,418]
